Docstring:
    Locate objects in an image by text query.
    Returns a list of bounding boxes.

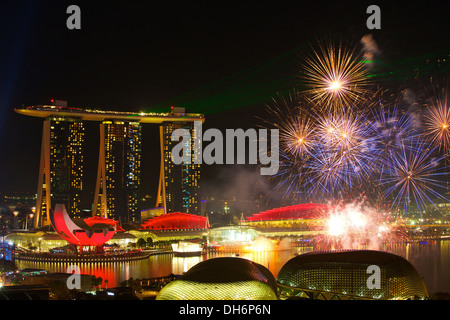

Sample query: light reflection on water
[381,240,450,294]
[15,240,450,293]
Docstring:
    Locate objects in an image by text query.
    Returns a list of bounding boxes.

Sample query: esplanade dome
[156,257,278,300]
[277,250,428,300]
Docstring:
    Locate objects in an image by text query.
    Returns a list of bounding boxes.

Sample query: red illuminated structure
[246,203,331,222]
[140,212,210,230]
[51,204,119,253]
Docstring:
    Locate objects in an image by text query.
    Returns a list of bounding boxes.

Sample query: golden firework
[301,40,372,112]
[424,93,450,153]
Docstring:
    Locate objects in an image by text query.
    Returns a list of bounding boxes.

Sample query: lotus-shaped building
[50,204,118,252]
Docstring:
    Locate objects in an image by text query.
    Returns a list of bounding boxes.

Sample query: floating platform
[14,251,151,263]
[173,251,203,257]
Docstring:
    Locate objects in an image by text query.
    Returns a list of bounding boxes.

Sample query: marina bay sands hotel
[15,101,204,228]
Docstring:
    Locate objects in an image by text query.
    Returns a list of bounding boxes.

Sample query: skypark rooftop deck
[15,105,204,123]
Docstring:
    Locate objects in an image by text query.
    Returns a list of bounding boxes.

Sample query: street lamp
[25,213,34,231]
[31,207,36,229]
[13,211,19,229]
[27,214,34,231]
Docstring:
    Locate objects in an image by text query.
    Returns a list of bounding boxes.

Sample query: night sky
[0,1,449,206]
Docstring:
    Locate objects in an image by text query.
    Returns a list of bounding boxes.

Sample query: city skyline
[15,104,205,225]
[2,1,450,305]
[1,1,448,204]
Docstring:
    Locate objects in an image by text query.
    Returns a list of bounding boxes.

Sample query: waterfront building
[277,250,429,300]
[207,225,259,244]
[51,204,117,252]
[6,229,138,252]
[244,203,328,230]
[128,229,206,244]
[7,230,68,253]
[140,211,209,230]
[156,257,278,300]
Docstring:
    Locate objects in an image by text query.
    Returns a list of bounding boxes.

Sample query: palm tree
[136,238,146,248]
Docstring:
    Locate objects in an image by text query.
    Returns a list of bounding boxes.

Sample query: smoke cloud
[360,34,380,61]
[201,165,282,213]
[403,88,423,129]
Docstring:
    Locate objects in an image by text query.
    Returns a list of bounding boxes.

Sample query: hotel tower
[16,102,204,228]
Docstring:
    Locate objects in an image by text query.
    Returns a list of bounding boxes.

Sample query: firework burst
[263,91,314,155]
[312,201,408,251]
[371,101,415,178]
[264,40,449,214]
[423,92,450,153]
[303,110,379,200]
[301,40,372,112]
[262,91,314,198]
[381,138,448,214]
[266,90,449,211]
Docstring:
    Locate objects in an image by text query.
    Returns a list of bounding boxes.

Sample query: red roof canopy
[246,203,331,222]
[140,212,210,230]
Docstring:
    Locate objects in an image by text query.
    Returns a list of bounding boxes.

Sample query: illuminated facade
[244,203,329,229]
[157,121,201,215]
[277,250,428,300]
[6,229,136,253]
[6,231,68,253]
[207,226,259,244]
[93,121,142,223]
[156,257,278,300]
[171,241,202,256]
[34,117,85,227]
